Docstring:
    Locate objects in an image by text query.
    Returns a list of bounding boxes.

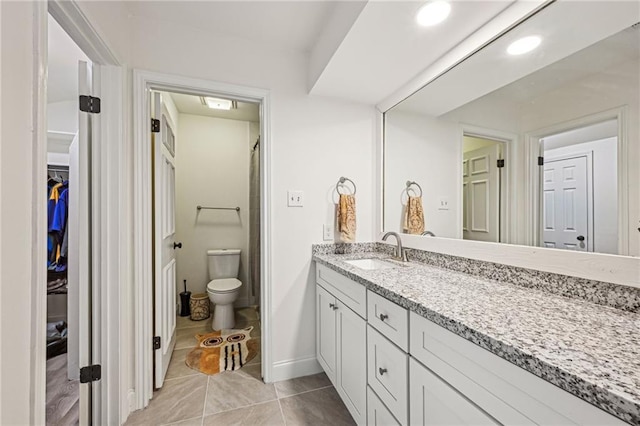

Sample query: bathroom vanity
[312,243,639,425]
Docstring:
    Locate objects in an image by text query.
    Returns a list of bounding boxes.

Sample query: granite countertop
[313,250,640,425]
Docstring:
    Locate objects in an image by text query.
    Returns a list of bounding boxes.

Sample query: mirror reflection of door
[539,120,618,253]
[462,136,503,243]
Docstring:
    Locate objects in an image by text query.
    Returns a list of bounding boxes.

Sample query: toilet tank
[207,249,241,280]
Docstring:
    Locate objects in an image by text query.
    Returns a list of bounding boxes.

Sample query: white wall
[48,100,78,134]
[175,114,251,304]
[545,137,618,254]
[384,110,459,238]
[0,2,42,423]
[75,2,377,388]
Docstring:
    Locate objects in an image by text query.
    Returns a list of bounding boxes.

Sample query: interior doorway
[131,70,272,411]
[462,135,505,243]
[150,90,262,390]
[539,119,618,253]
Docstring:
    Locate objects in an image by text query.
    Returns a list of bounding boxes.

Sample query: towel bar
[196,205,240,212]
[336,176,357,195]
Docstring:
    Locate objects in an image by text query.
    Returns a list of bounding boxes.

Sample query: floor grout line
[278,398,287,426]
[278,384,334,400]
[203,396,280,418]
[200,375,210,425]
[161,415,202,426]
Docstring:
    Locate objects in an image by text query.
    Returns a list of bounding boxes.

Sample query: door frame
[132,70,273,409]
[541,151,594,252]
[525,107,628,254]
[34,1,125,424]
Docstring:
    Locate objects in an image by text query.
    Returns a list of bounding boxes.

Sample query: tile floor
[125,307,355,426]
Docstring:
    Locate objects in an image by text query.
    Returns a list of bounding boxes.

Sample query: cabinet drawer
[316,263,366,318]
[409,358,497,425]
[367,325,408,425]
[409,312,624,425]
[367,291,408,351]
[368,386,401,426]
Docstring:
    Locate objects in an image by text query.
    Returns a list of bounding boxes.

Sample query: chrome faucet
[382,231,408,262]
[421,230,435,237]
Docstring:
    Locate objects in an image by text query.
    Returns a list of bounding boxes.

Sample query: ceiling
[48,14,89,104]
[169,92,260,122]
[395,1,640,116]
[125,1,337,54]
[308,1,514,104]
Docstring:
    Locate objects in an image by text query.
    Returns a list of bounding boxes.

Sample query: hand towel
[403,196,425,235]
[337,194,356,243]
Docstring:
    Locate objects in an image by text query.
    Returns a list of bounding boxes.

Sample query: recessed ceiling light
[202,97,233,110]
[416,1,451,27]
[507,36,542,55]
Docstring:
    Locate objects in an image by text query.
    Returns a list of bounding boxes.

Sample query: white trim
[271,356,323,383]
[526,107,628,255]
[132,70,273,410]
[32,3,49,425]
[48,0,119,66]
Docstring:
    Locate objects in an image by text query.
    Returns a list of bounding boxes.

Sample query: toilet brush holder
[179,291,191,317]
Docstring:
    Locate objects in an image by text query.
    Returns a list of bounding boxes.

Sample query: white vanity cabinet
[315,264,367,425]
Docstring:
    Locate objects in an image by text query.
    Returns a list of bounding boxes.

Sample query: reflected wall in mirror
[383,1,640,256]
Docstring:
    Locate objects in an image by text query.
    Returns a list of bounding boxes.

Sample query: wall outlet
[438,197,450,210]
[323,224,333,241]
[287,190,304,207]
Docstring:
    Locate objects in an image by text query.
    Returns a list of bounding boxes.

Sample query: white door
[463,145,500,242]
[409,358,497,425]
[316,285,337,384]
[542,155,590,251]
[153,92,178,388]
[336,300,366,425]
[77,60,99,425]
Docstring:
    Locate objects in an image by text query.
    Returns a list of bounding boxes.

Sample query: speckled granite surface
[312,245,640,424]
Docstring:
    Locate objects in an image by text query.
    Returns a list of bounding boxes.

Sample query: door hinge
[538,156,544,166]
[79,95,101,114]
[151,118,160,133]
[497,159,505,168]
[153,336,161,350]
[79,364,102,383]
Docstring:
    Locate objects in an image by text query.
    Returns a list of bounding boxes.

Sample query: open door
[463,144,501,242]
[77,60,97,425]
[152,92,178,388]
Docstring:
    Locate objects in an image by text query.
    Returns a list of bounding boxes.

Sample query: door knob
[576,236,585,242]
[173,242,183,249]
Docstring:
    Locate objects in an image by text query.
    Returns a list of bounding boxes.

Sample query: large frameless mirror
[383,1,640,256]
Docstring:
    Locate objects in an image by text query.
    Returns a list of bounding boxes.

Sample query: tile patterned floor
[126,308,355,426]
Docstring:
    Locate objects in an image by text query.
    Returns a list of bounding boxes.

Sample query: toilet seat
[207,278,242,293]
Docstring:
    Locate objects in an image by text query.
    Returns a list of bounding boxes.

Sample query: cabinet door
[409,358,497,426]
[316,285,337,384]
[336,300,366,425]
[368,387,401,426]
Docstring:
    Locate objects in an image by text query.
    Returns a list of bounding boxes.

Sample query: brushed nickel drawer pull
[379,313,389,321]
[379,367,387,375]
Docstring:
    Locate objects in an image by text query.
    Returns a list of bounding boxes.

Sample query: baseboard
[123,389,136,423]
[271,356,323,382]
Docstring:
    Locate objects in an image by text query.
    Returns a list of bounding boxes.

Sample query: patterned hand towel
[337,194,356,243]
[403,196,425,234]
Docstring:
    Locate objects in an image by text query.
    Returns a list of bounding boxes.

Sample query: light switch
[323,224,333,241]
[438,197,450,210]
[287,190,304,207]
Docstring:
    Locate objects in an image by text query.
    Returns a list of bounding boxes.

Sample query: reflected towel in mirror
[403,196,425,235]
[337,194,356,242]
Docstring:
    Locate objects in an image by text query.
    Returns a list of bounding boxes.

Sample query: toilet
[206,249,242,330]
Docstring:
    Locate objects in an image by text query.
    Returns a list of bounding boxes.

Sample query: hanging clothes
[47,180,69,271]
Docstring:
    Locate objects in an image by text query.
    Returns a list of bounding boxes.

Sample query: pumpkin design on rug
[185,326,258,375]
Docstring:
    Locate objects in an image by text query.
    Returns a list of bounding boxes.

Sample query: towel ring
[406,180,423,197]
[336,176,357,195]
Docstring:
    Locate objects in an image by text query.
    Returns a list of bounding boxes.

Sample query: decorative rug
[185,326,258,375]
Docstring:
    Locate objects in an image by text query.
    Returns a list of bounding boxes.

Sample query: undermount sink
[344,258,398,270]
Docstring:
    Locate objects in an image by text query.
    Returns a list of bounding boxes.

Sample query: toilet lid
[207,278,242,293]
